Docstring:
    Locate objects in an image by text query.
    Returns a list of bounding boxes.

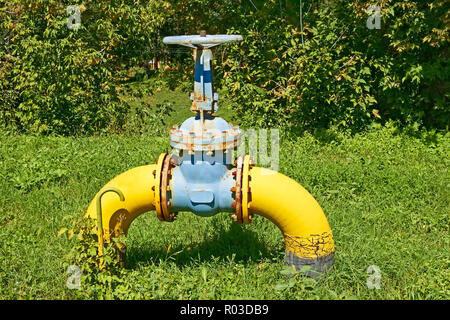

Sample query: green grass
[0,82,448,300]
[0,123,448,299]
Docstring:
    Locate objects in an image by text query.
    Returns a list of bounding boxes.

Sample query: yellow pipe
[248,167,334,275]
[84,162,334,275]
[85,164,157,241]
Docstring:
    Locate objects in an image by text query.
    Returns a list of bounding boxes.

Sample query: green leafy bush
[219,0,449,133]
[60,216,130,299]
[1,0,447,135]
[358,0,449,129]
[0,0,171,135]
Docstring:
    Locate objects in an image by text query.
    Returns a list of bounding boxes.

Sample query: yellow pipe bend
[85,164,157,241]
[248,167,335,275]
[84,163,334,275]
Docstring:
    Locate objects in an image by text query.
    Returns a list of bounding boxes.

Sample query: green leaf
[274,283,289,291]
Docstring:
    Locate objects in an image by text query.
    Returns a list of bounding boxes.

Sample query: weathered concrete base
[285,252,334,278]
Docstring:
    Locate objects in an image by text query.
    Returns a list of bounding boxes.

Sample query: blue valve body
[170,153,234,217]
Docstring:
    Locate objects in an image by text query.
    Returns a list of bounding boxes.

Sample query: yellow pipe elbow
[248,167,334,274]
[85,164,157,241]
[84,160,334,275]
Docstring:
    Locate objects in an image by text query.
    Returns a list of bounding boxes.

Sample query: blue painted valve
[162,32,243,218]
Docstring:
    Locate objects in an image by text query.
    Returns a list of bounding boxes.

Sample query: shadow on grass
[125,221,282,269]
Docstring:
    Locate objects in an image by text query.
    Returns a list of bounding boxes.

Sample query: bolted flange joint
[153,153,178,222]
[230,155,254,224]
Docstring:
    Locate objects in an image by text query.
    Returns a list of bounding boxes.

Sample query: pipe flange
[241,155,253,224]
[170,125,241,152]
[154,153,177,222]
[232,155,254,224]
[154,153,167,222]
[232,156,244,223]
[161,154,177,222]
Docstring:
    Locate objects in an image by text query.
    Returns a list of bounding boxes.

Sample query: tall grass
[0,124,448,299]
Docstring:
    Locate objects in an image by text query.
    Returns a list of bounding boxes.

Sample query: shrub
[0,0,171,134]
[219,0,449,133]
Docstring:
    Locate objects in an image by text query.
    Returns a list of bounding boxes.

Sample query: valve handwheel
[163,31,243,114]
[163,33,243,48]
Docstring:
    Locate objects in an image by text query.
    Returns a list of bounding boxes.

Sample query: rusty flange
[242,155,253,224]
[232,156,243,223]
[231,155,254,224]
[169,124,240,152]
[154,153,177,222]
[154,153,167,222]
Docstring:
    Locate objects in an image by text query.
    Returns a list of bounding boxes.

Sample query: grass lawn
[0,88,448,299]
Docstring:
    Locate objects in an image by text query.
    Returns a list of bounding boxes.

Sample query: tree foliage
[220,0,449,132]
[0,0,171,134]
[0,0,448,135]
